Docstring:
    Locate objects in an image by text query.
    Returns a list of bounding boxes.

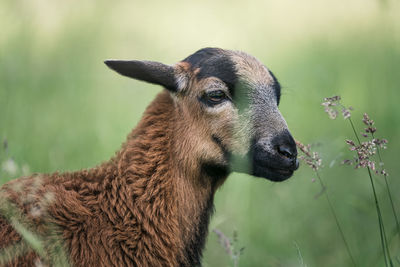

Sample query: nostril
[277,145,296,159]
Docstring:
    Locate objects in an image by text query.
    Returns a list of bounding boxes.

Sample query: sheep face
[105,48,298,182]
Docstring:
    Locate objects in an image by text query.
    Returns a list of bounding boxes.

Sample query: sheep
[0,47,299,267]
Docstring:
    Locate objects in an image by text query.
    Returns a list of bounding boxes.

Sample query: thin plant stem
[368,167,393,267]
[372,132,400,240]
[380,219,390,267]
[348,118,361,144]
[372,226,399,266]
[348,118,392,266]
[293,241,306,267]
[315,170,357,267]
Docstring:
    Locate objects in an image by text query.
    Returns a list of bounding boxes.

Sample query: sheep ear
[104,60,177,92]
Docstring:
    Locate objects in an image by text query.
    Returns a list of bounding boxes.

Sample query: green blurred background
[1,0,399,266]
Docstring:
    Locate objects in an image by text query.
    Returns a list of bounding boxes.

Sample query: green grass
[1,1,400,266]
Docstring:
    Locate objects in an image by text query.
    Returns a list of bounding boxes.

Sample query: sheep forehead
[182,48,237,94]
[229,51,274,87]
[181,48,277,101]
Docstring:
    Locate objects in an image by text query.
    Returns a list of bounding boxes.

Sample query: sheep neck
[113,91,227,266]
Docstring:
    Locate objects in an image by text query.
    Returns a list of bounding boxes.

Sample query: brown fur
[0,91,224,266]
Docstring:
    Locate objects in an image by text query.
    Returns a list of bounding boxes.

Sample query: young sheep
[0,48,299,266]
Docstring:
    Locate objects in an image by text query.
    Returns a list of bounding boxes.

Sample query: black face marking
[201,162,229,181]
[268,70,281,105]
[250,130,298,182]
[182,48,238,97]
[182,48,222,67]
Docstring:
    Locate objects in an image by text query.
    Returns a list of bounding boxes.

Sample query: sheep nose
[273,130,299,170]
[277,144,296,159]
[277,144,299,170]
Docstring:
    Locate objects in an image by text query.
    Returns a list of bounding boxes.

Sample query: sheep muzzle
[250,130,299,181]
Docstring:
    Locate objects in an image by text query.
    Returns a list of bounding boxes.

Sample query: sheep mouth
[252,162,296,182]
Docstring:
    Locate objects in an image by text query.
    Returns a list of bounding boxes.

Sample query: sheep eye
[205,90,227,105]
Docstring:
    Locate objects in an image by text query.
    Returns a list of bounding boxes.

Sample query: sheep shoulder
[0,91,185,266]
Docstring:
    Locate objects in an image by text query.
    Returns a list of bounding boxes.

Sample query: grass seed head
[296,140,322,171]
[322,95,352,120]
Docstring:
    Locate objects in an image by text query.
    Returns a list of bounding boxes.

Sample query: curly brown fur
[0,91,221,266]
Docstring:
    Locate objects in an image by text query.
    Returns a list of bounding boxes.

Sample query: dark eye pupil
[207,91,225,103]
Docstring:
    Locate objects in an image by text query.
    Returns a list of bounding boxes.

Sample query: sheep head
[105,48,298,182]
